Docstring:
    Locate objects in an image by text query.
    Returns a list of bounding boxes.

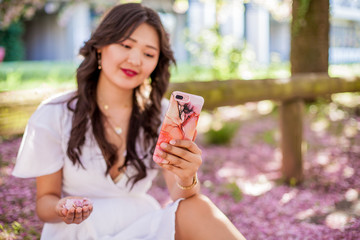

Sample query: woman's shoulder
[41,90,76,105]
[29,90,76,123]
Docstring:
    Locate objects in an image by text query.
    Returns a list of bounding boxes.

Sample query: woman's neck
[96,77,134,142]
[96,80,133,111]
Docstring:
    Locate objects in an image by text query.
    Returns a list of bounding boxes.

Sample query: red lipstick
[121,68,138,77]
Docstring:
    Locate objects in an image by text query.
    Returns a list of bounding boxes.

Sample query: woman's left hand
[154,139,202,185]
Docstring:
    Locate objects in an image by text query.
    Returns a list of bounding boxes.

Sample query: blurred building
[24,2,91,61]
[329,0,360,64]
[23,0,360,65]
[23,0,174,62]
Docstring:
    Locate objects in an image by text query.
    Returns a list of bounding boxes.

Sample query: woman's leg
[175,194,246,240]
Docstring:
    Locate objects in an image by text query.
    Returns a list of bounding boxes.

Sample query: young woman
[13,3,246,240]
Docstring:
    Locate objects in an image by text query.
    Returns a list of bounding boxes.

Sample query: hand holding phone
[153,91,204,164]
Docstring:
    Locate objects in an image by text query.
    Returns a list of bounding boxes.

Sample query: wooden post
[287,0,329,184]
[280,98,304,183]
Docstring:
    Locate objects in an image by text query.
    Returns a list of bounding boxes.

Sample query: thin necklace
[106,117,123,135]
[97,98,131,136]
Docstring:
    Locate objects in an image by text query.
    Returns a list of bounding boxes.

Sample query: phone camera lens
[175,95,183,100]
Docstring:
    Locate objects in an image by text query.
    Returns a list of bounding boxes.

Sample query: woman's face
[98,23,160,91]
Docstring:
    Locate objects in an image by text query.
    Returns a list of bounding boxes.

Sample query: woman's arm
[156,139,202,200]
[162,169,200,200]
[36,169,63,222]
[36,169,92,224]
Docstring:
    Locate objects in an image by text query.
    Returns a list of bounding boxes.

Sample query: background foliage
[0,22,25,61]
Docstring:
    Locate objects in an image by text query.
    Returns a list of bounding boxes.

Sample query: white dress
[12,91,182,240]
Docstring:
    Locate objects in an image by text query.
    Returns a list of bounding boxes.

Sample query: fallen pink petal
[63,198,92,210]
[1,105,360,239]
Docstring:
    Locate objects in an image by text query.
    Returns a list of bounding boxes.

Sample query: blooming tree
[0,0,137,29]
[0,0,46,28]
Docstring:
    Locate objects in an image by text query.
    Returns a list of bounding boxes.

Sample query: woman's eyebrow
[128,37,158,51]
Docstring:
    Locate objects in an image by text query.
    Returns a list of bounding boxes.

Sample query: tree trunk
[281,0,330,184]
[291,0,329,74]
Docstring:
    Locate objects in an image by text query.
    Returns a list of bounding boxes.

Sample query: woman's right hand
[55,197,93,224]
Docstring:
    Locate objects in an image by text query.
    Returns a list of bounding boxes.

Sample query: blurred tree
[291,0,329,73]
[281,0,329,184]
[0,22,25,61]
[0,0,171,29]
[0,0,45,29]
[184,0,246,80]
[0,0,144,61]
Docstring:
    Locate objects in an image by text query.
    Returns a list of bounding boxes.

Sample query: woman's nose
[127,50,141,66]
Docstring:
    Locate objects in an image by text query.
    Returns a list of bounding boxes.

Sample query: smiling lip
[121,68,138,77]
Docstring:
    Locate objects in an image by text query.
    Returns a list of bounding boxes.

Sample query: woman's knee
[175,194,242,240]
[184,193,212,204]
[175,194,214,239]
[177,194,216,218]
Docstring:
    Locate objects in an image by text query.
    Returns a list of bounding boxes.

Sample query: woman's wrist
[176,173,198,190]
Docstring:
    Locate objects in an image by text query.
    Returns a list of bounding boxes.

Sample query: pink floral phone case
[153,91,204,163]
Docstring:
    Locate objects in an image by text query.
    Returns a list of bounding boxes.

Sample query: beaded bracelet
[176,173,198,190]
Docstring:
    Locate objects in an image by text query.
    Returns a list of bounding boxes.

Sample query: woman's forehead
[125,23,160,49]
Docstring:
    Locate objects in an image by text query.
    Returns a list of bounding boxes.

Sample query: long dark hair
[66,3,175,186]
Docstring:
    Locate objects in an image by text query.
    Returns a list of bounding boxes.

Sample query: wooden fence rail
[168,73,360,182]
[1,74,360,182]
[167,73,360,109]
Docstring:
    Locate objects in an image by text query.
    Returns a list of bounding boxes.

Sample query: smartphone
[153,91,204,163]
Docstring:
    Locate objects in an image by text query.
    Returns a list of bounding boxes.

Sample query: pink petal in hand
[63,198,92,210]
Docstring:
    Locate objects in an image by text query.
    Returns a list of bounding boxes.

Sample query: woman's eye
[144,53,154,58]
[120,43,131,49]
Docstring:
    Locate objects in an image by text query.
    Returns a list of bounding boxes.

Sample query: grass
[1,60,358,92]
[0,61,78,91]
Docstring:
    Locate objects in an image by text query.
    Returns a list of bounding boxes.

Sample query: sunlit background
[1,0,360,90]
[0,0,360,239]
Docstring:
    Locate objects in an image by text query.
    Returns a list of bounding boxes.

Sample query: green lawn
[0,61,359,92]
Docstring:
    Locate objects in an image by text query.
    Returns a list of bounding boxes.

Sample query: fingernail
[157,149,165,157]
[160,142,167,148]
[153,155,162,163]
[161,160,169,164]
[169,139,176,145]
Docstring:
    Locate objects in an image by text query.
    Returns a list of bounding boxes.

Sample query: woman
[13,3,246,240]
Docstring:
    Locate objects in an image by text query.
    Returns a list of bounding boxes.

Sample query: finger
[82,206,90,219]
[168,139,202,155]
[64,208,75,224]
[153,148,169,164]
[160,142,198,162]
[73,208,83,224]
[56,204,66,217]
[88,205,93,214]
[61,208,68,217]
[161,164,197,183]
[156,148,191,168]
[161,163,186,176]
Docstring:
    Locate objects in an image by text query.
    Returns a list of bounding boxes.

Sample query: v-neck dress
[12,91,182,240]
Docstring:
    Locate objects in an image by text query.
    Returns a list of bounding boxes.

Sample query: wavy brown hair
[66,3,175,187]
